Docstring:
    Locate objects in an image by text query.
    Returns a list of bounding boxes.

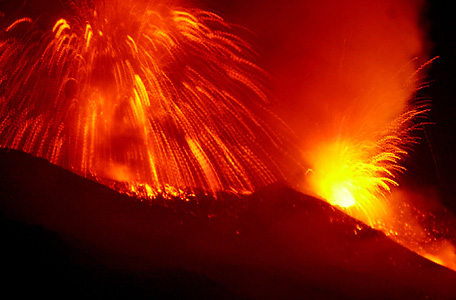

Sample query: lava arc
[0,0,292,198]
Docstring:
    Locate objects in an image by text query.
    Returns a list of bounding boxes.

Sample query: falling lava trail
[0,0,293,199]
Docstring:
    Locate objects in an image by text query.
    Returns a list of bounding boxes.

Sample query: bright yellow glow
[305,107,425,227]
[330,183,356,208]
[303,106,456,272]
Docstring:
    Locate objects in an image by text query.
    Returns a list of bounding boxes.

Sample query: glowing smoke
[238,0,456,270]
[210,0,456,270]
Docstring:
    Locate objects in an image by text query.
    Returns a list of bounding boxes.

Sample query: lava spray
[244,0,456,271]
[0,0,295,198]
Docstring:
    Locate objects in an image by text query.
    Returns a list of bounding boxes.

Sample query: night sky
[419,1,456,213]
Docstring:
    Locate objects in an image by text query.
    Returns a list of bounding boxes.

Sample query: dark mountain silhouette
[1,148,456,299]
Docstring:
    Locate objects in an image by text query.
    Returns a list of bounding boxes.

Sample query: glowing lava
[303,85,456,272]
[305,106,425,225]
[0,0,292,198]
[283,1,456,272]
[1,0,455,275]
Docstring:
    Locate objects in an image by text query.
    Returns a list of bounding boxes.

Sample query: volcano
[1,148,455,299]
[1,0,456,298]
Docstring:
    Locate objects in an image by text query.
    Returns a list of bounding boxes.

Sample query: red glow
[266,0,456,271]
[1,0,456,276]
[0,0,292,198]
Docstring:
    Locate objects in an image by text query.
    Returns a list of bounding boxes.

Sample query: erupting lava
[1,0,455,276]
[306,106,426,222]
[283,1,456,271]
[0,0,291,198]
[303,102,456,271]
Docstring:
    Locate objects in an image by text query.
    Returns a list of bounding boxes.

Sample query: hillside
[1,148,455,299]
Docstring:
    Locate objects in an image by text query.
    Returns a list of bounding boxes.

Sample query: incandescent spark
[0,0,293,198]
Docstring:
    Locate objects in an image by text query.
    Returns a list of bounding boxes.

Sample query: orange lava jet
[304,102,456,271]
[0,0,292,198]
[306,106,426,222]
[279,1,456,271]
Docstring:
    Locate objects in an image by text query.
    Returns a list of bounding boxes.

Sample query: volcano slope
[0,148,455,299]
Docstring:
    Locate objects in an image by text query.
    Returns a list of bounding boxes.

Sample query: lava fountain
[0,0,293,198]
[266,0,456,271]
[1,0,455,275]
